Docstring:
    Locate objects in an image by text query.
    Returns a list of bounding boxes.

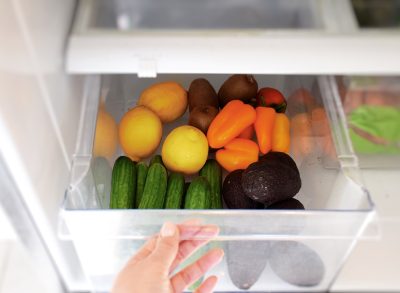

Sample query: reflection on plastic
[269,241,325,287]
[227,241,269,290]
[91,157,112,208]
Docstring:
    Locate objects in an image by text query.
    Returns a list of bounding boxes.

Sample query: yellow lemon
[138,82,188,123]
[162,125,209,174]
[119,106,162,160]
[93,108,118,162]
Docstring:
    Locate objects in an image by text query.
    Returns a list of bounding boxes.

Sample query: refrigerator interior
[2,0,399,291]
[59,74,374,292]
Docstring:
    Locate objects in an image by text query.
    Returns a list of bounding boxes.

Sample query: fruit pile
[101,74,308,209]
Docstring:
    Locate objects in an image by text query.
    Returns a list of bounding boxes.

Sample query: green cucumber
[165,173,185,209]
[135,162,149,208]
[150,155,163,166]
[184,177,211,209]
[200,159,223,209]
[181,181,191,208]
[138,163,168,209]
[110,156,136,209]
[184,181,191,194]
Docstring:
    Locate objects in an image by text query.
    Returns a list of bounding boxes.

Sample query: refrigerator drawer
[59,74,374,292]
[339,76,400,168]
[66,0,400,75]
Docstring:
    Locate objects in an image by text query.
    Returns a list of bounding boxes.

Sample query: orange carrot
[291,113,312,136]
[291,113,313,157]
[216,138,259,172]
[272,113,290,153]
[207,100,256,149]
[254,107,276,154]
[311,107,330,136]
[238,124,254,139]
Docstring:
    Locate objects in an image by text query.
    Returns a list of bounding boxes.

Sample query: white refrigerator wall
[0,162,63,293]
[0,0,88,290]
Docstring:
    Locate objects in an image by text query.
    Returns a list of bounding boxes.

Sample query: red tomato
[256,87,287,113]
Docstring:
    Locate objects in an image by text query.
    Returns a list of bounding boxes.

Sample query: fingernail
[161,222,176,237]
[201,225,220,236]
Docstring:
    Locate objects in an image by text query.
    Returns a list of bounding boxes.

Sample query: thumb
[149,222,180,270]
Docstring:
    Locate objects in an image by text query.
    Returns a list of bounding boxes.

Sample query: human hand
[112,221,223,293]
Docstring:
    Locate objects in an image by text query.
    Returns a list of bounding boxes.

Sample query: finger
[180,219,202,227]
[148,222,180,270]
[128,235,158,264]
[129,221,210,265]
[178,224,219,240]
[170,225,219,272]
[171,248,224,293]
[128,220,199,262]
[195,276,218,293]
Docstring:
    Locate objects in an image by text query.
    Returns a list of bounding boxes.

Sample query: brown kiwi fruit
[188,105,219,134]
[218,74,258,107]
[188,78,219,112]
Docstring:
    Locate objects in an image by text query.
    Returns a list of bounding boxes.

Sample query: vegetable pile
[101,74,309,210]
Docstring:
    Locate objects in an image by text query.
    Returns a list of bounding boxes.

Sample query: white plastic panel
[0,0,89,290]
[0,207,16,242]
[67,0,400,74]
[0,241,57,293]
[332,168,400,292]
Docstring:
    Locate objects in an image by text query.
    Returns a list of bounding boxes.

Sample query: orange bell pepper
[272,113,290,153]
[238,124,254,139]
[216,138,259,172]
[254,107,276,154]
[207,100,256,149]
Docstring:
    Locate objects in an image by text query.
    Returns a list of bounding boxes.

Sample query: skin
[112,221,223,293]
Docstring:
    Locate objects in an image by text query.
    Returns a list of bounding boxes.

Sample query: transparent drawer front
[60,74,373,292]
[68,237,357,292]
